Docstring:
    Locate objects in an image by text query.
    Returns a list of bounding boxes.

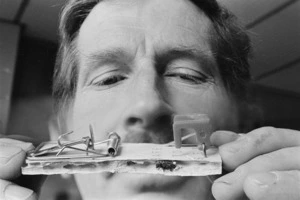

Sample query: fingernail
[250,172,277,188]
[0,146,22,164]
[5,184,35,200]
[215,167,243,185]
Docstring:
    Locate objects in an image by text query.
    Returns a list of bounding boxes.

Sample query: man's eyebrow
[156,47,217,75]
[80,48,131,83]
[85,48,130,66]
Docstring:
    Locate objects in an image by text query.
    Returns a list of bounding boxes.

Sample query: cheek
[72,90,123,140]
[167,85,236,130]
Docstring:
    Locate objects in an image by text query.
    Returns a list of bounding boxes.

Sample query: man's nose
[121,76,173,130]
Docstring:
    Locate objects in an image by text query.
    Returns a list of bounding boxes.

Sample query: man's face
[69,0,237,199]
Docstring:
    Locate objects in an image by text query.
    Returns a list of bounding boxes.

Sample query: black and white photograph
[0,0,300,199]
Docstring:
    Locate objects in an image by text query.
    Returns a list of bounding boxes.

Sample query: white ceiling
[0,0,300,94]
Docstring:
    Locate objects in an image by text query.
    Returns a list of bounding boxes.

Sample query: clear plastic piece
[173,114,212,149]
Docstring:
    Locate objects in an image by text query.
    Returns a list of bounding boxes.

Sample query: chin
[75,173,213,200]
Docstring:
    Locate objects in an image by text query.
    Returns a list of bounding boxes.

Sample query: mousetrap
[22,114,222,176]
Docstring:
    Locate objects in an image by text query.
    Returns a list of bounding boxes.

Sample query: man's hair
[53,0,252,115]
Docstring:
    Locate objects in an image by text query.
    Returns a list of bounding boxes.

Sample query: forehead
[78,0,213,56]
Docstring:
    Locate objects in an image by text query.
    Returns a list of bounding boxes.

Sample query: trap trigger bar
[172,114,212,157]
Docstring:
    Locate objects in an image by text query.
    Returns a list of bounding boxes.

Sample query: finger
[210,130,240,146]
[212,147,300,200]
[2,135,39,146]
[0,145,26,180]
[0,179,37,200]
[0,138,34,152]
[0,138,34,180]
[244,170,300,200]
[0,139,34,180]
[1,134,33,141]
[219,127,300,170]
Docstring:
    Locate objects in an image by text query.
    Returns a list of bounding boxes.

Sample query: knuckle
[248,127,277,148]
[258,126,277,135]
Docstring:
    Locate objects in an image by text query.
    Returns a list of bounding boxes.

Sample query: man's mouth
[102,127,192,192]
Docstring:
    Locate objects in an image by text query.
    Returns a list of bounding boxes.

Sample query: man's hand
[210,127,300,200]
[0,136,43,200]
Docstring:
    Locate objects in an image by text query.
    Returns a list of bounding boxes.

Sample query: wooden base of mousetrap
[22,143,221,176]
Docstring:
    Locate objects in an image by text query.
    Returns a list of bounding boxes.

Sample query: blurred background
[0,0,300,199]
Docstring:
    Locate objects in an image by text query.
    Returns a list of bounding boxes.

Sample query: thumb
[0,180,37,200]
[210,130,240,147]
[244,170,300,200]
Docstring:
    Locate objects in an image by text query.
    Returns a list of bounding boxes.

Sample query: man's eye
[165,73,207,84]
[91,74,127,87]
[164,72,208,84]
